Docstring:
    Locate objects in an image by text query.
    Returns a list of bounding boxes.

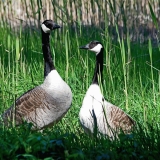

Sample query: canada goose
[79,40,135,138]
[2,20,72,129]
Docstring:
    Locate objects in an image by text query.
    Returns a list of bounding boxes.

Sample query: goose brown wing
[2,86,47,125]
[109,105,135,133]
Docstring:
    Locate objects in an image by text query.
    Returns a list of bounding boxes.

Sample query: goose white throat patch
[41,24,51,33]
[90,44,103,54]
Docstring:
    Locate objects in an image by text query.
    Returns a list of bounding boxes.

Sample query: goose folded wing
[109,105,135,133]
[2,86,46,125]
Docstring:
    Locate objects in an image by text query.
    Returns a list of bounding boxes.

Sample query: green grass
[0,22,160,159]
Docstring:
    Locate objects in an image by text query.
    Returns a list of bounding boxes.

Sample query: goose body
[2,20,72,129]
[79,41,135,138]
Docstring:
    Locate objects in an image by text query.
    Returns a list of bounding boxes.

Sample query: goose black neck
[41,29,55,78]
[92,48,104,85]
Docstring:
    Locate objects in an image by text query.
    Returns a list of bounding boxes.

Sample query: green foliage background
[0,0,160,159]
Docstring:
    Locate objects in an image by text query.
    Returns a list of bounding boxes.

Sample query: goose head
[80,40,104,84]
[79,40,103,55]
[41,20,60,34]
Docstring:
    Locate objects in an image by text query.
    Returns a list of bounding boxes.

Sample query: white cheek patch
[90,44,103,54]
[41,24,51,33]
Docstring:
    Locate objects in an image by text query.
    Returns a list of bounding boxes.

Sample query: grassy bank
[0,23,160,159]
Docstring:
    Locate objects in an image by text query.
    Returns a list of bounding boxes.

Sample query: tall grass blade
[65,30,69,82]
[148,1,158,30]
[16,37,20,61]
[116,25,128,110]
[148,38,156,104]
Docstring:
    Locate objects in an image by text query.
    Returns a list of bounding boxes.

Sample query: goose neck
[92,48,104,84]
[41,30,55,78]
